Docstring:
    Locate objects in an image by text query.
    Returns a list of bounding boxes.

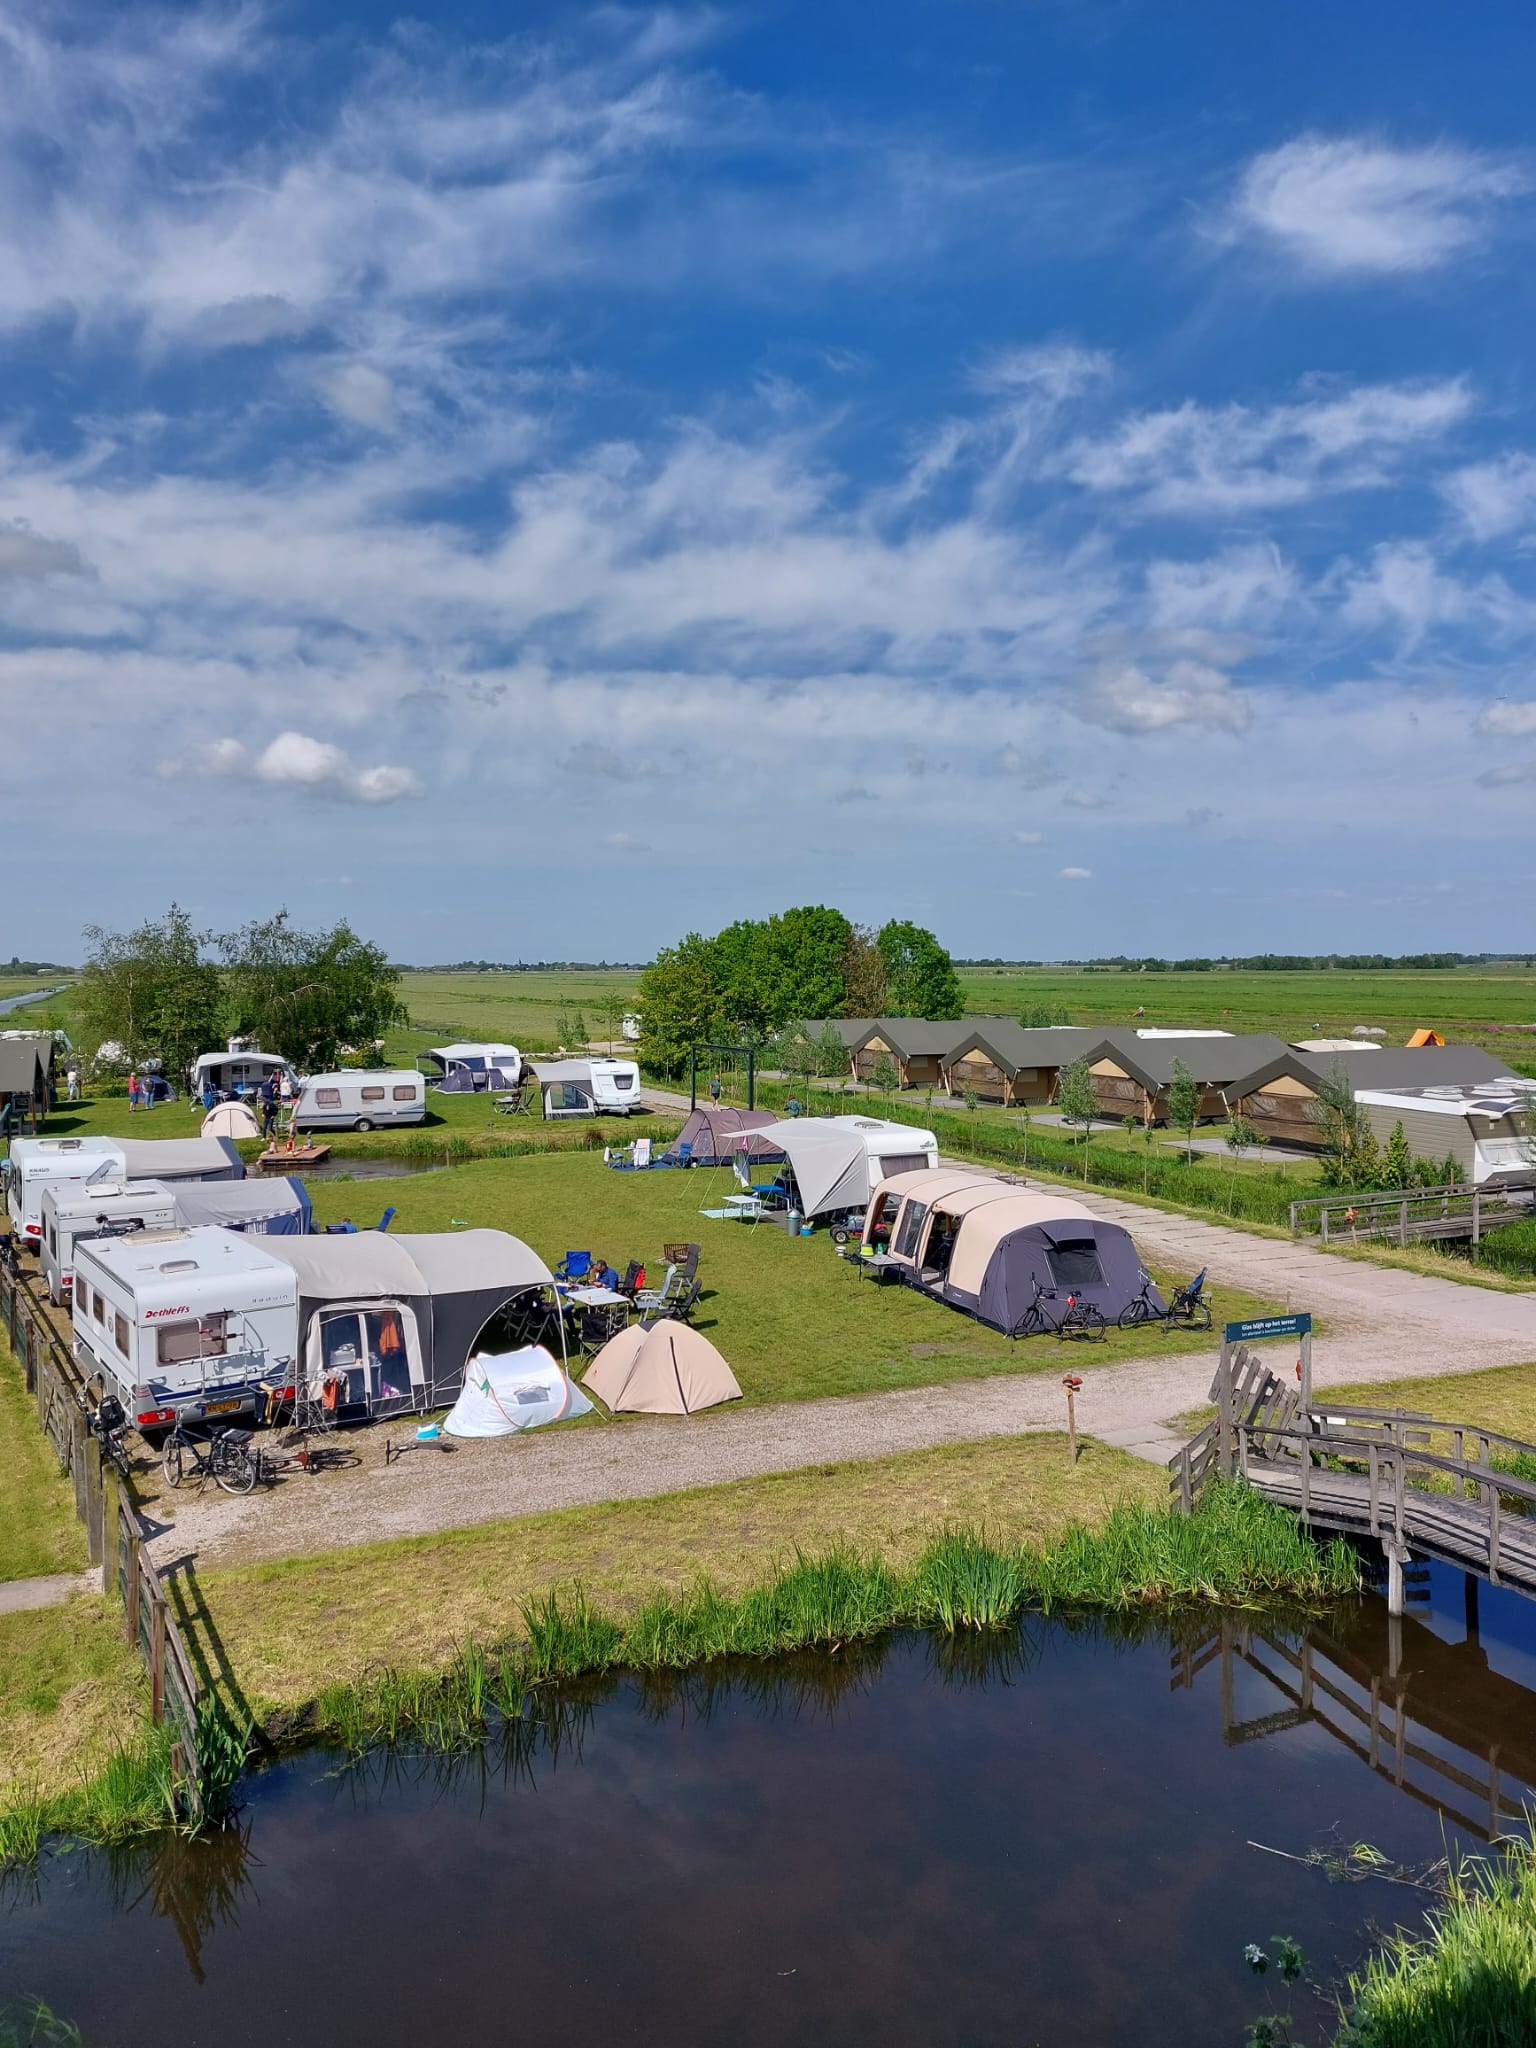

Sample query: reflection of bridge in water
[1173,1589,1536,1843]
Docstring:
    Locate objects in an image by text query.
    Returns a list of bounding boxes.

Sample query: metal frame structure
[687,1042,757,1112]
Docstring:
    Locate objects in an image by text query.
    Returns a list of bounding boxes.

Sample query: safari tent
[1083,1031,1292,1126]
[666,1106,785,1166]
[583,1320,742,1414]
[743,1115,938,1219]
[262,1228,556,1417]
[940,1024,1106,1106]
[862,1167,1157,1334]
[1232,1044,1511,1152]
[844,1019,972,1090]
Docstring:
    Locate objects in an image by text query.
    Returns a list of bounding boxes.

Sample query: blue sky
[3,0,1535,962]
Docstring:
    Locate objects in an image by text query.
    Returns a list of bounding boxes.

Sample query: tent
[583,1321,742,1414]
[742,1115,937,1219]
[117,1136,246,1182]
[864,1168,1157,1334]
[666,1106,785,1166]
[263,1228,557,1416]
[202,1101,262,1142]
[172,1175,313,1236]
[444,1346,592,1436]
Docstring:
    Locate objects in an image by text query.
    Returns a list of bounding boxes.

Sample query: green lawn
[0,1347,86,1583]
[305,1150,1279,1406]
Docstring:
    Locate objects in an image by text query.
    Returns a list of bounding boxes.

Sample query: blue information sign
[1225,1312,1312,1343]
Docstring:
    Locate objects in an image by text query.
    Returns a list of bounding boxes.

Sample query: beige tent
[202,1101,262,1141]
[584,1321,742,1415]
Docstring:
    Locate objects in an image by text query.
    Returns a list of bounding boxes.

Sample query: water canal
[5,1565,1534,2045]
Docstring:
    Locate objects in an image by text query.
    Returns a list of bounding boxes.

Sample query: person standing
[65,1062,79,1103]
[259,1072,279,1139]
[709,1071,722,1108]
[127,1071,142,1114]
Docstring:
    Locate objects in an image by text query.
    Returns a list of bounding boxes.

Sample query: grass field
[302,1149,1277,1405]
[0,1347,86,1584]
[0,1598,150,1805]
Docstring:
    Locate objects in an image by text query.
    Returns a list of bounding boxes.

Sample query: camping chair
[633,1263,679,1313]
[576,1301,629,1358]
[494,1085,532,1116]
[662,1242,700,1282]
[643,1277,703,1328]
[615,1259,645,1300]
[556,1250,593,1285]
[374,1206,396,1232]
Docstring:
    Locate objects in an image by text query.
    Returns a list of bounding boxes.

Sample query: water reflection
[103,1824,258,1986]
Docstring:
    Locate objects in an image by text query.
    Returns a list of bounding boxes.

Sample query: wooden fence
[1,1257,205,1814]
[1287,1180,1529,1247]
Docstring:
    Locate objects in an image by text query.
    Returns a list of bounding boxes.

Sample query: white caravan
[4,1137,127,1248]
[72,1227,299,1430]
[533,1057,641,1118]
[40,1180,178,1304]
[290,1070,426,1132]
[189,1039,291,1098]
[422,1043,523,1090]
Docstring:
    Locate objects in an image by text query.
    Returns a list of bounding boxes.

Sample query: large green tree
[218,912,404,1070]
[878,919,963,1018]
[77,904,224,1077]
[840,922,889,1017]
[635,933,726,1076]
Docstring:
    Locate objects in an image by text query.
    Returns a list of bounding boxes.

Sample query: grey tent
[666,1106,785,1166]
[262,1228,556,1416]
[745,1116,938,1219]
[0,1035,53,1121]
[117,1136,246,1182]
[172,1175,312,1235]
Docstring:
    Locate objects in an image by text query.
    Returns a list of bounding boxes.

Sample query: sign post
[1223,1312,1314,1418]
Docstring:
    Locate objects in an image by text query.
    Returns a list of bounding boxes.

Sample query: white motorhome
[4,1137,126,1248]
[40,1179,179,1304]
[532,1057,640,1118]
[291,1070,426,1132]
[72,1227,300,1430]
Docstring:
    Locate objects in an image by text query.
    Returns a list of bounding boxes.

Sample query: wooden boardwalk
[1171,1345,1536,1605]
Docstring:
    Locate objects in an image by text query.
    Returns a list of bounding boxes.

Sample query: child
[127,1072,142,1114]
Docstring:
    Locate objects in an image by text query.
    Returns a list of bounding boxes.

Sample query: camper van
[5,1137,127,1248]
[40,1180,179,1304]
[72,1227,300,1429]
[291,1070,426,1131]
[532,1057,641,1118]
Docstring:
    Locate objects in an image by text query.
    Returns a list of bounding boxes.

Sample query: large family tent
[666,1106,785,1166]
[171,1175,313,1235]
[263,1228,557,1417]
[584,1320,742,1414]
[863,1168,1158,1334]
[742,1115,938,1220]
[423,1043,523,1092]
[444,1347,592,1435]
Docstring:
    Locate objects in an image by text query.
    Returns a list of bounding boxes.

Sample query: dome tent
[584,1321,742,1415]
[445,1346,591,1436]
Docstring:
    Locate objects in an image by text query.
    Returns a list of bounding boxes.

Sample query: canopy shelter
[583,1320,742,1414]
[171,1175,312,1236]
[117,1135,246,1182]
[741,1115,938,1220]
[863,1168,1156,1334]
[424,1043,523,1091]
[0,1035,53,1122]
[666,1106,785,1166]
[263,1227,556,1417]
[202,1100,261,1142]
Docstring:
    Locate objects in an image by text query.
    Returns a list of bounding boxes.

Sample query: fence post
[1320,1207,1329,1244]
[82,1431,104,1568]
[1472,1189,1481,1247]
[1216,1339,1233,1479]
[150,1600,166,1723]
[101,1470,120,1597]
[126,1529,141,1646]
[1399,1199,1408,1246]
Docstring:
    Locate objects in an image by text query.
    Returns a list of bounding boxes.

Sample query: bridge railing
[1287,1181,1528,1246]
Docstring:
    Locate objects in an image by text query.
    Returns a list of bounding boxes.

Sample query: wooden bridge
[1170,1345,1536,1608]
[1287,1180,1531,1249]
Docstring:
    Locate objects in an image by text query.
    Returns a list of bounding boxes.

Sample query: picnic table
[840,1248,905,1284]
[561,1286,630,1308]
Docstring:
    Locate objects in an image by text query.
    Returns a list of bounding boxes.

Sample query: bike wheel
[216,1444,257,1496]
[1078,1306,1107,1341]
[1012,1307,1045,1340]
[1118,1297,1151,1330]
[1191,1300,1213,1331]
[162,1436,185,1490]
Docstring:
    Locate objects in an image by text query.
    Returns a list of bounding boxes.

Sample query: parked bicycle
[161,1419,257,1496]
[85,1388,132,1478]
[252,1440,362,1485]
[1117,1266,1213,1333]
[1011,1278,1107,1342]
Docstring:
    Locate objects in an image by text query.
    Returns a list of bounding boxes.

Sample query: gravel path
[141,1092,1536,1571]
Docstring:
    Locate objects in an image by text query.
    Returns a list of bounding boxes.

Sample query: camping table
[723,1193,766,1220]
[844,1249,904,1285]
[563,1287,630,1308]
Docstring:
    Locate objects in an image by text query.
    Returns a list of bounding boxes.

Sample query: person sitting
[590,1257,617,1292]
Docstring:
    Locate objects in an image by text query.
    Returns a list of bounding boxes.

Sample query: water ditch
[5,1561,1534,2045]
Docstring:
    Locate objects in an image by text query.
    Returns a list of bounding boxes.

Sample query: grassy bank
[0,1598,153,1811]
[0,1346,86,1584]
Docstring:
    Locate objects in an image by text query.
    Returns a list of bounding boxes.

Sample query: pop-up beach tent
[444,1346,592,1435]
[666,1106,785,1166]
[742,1115,937,1219]
[864,1168,1157,1334]
[583,1321,742,1414]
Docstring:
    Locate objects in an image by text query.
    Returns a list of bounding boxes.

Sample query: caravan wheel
[354,1117,375,1132]
[830,1225,851,1245]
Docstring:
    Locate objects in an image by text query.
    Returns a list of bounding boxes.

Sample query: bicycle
[85,1387,132,1478]
[162,1419,257,1496]
[1054,1291,1106,1342]
[1117,1268,1213,1333]
[252,1440,362,1485]
[1118,1274,1163,1330]
[1010,1278,1104,1342]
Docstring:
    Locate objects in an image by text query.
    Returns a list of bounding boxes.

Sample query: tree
[218,912,404,1071]
[1310,1064,1380,1190]
[1054,1057,1099,1181]
[714,906,851,1037]
[635,934,725,1076]
[1225,1114,1259,1213]
[1019,1002,1070,1028]
[77,904,224,1079]
[841,923,889,1018]
[1165,1059,1201,1162]
[870,1052,899,1102]
[877,920,963,1019]
[815,1021,852,1083]
[1382,1119,1413,1190]
[571,1010,588,1047]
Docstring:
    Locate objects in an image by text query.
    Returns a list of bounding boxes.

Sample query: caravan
[291,1070,426,1131]
[72,1227,300,1429]
[40,1180,179,1304]
[531,1057,640,1118]
[421,1043,523,1092]
[5,1137,130,1247]
[189,1039,291,1100]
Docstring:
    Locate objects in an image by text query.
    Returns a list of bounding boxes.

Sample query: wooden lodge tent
[862,1168,1158,1334]
[1233,1043,1515,1153]
[842,1019,972,1089]
[1083,1031,1293,1126]
[940,1023,1106,1106]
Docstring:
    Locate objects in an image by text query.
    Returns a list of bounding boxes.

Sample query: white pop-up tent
[740,1114,938,1220]
[444,1347,592,1436]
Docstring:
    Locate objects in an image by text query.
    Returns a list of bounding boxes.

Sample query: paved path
[142,1102,1536,1572]
[0,1571,97,1614]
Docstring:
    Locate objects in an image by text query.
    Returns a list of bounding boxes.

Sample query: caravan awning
[744,1121,871,1217]
[0,1036,52,1098]
[118,1136,246,1181]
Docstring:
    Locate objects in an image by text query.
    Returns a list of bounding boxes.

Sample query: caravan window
[360,1086,386,1101]
[1046,1242,1105,1291]
[555,1083,589,1111]
[113,1312,129,1354]
[392,1085,417,1101]
[894,1201,928,1259]
[878,1154,929,1181]
[156,1315,228,1366]
[92,1290,105,1325]
[315,1087,342,1106]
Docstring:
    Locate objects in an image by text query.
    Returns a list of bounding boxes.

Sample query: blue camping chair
[556,1249,593,1284]
[376,1206,396,1232]
[654,1141,692,1171]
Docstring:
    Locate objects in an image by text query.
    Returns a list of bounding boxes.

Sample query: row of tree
[76,905,404,1077]
[637,908,963,1074]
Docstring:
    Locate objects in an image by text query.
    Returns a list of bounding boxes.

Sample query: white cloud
[1059,866,1092,880]
[605,831,652,851]
[0,520,89,582]
[1227,135,1528,276]
[1478,700,1536,737]
[319,364,398,432]
[1075,657,1252,736]
[1013,829,1044,844]
[1335,541,1523,651]
[1145,545,1296,632]
[1442,453,1536,541]
[161,729,421,803]
[1476,759,1536,788]
[970,341,1113,401]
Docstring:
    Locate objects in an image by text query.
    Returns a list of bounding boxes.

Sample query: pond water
[289,1155,442,1182]
[6,1567,1536,2046]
